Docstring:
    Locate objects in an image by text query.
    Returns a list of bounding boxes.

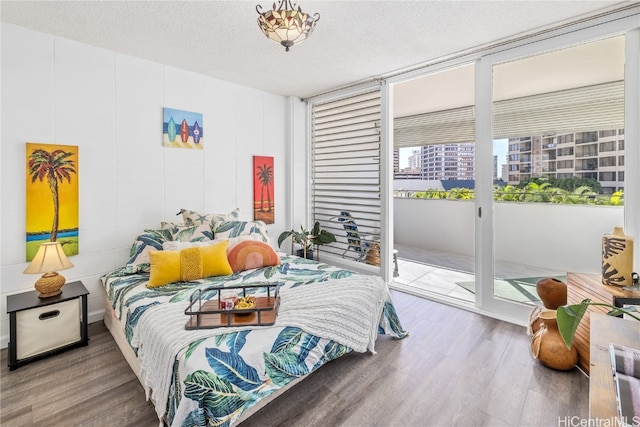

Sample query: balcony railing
[394,197,623,275]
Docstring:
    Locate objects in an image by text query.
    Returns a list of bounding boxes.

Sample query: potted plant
[277,221,336,261]
[556,299,640,349]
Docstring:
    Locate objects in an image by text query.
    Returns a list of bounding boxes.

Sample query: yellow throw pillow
[148,250,182,288]
[147,240,233,288]
[201,240,233,277]
[180,247,203,281]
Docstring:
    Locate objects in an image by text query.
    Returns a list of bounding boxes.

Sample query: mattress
[102,255,407,426]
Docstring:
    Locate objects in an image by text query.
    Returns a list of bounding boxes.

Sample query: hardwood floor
[0,321,157,427]
[1,290,589,426]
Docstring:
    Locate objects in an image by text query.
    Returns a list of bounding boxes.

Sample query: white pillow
[162,234,263,252]
[161,240,210,251]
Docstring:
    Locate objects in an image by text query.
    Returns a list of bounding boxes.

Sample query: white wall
[0,23,300,347]
[394,197,624,274]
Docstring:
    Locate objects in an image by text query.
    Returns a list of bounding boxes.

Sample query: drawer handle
[39,310,60,320]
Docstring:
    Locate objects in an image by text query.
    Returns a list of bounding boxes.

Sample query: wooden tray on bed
[184,284,280,330]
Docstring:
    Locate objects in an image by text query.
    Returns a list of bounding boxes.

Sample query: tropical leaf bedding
[102,255,407,427]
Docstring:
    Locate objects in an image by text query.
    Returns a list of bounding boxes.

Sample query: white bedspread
[133,276,389,420]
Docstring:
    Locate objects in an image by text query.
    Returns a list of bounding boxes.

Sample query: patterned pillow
[212,220,269,243]
[227,240,281,272]
[179,208,240,227]
[125,229,173,273]
[160,222,213,241]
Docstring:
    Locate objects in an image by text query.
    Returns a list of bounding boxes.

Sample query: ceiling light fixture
[256,1,320,52]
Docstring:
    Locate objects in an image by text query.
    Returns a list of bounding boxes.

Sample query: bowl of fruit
[234,296,256,315]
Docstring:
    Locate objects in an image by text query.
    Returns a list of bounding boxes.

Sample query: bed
[101,215,407,427]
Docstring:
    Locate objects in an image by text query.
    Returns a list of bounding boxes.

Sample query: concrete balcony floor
[392,242,566,305]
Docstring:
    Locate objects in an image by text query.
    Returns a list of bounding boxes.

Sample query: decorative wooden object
[566,272,640,374]
[184,284,280,330]
[530,309,578,370]
[601,226,634,287]
[536,277,567,309]
[589,313,640,422]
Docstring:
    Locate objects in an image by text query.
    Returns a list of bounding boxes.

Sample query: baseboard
[88,308,105,324]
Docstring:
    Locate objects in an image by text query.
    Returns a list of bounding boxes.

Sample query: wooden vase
[602,226,634,287]
[528,306,544,336]
[535,277,567,309]
[530,310,577,371]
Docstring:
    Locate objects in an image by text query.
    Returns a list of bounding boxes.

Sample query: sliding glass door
[476,28,637,323]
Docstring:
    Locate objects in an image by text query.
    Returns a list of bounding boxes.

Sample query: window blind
[493,81,624,138]
[393,80,623,147]
[394,106,475,147]
[311,90,382,260]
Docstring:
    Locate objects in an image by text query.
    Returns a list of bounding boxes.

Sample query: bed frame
[102,298,306,425]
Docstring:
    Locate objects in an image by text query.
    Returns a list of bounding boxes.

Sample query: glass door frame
[474,18,640,324]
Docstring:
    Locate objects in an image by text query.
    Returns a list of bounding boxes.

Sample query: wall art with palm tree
[163,107,203,149]
[26,143,79,261]
[253,156,274,224]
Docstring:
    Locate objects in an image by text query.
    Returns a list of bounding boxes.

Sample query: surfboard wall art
[163,107,204,149]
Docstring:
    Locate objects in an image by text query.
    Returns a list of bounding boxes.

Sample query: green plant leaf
[315,229,336,245]
[556,299,590,349]
[311,221,320,236]
[277,230,294,247]
[606,305,639,317]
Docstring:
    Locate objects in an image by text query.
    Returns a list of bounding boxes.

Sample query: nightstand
[7,281,89,370]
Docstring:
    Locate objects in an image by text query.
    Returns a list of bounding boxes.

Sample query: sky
[398,147,416,168]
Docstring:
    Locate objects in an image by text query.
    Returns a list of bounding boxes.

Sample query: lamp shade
[24,242,74,274]
[24,242,74,298]
[257,1,320,51]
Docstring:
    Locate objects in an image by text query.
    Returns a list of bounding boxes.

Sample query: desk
[589,313,640,422]
[567,272,640,374]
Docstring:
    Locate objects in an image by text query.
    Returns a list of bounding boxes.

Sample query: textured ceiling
[0,1,630,99]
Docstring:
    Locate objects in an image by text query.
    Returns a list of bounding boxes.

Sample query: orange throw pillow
[227,241,281,272]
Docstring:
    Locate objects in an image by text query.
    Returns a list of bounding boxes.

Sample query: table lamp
[23,242,74,298]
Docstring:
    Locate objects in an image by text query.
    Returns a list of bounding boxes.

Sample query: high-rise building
[501,161,509,182]
[407,149,421,169]
[393,148,399,173]
[506,129,625,194]
[420,143,475,180]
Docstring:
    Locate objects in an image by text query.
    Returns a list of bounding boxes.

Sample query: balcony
[320,196,622,311]
[389,197,623,306]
